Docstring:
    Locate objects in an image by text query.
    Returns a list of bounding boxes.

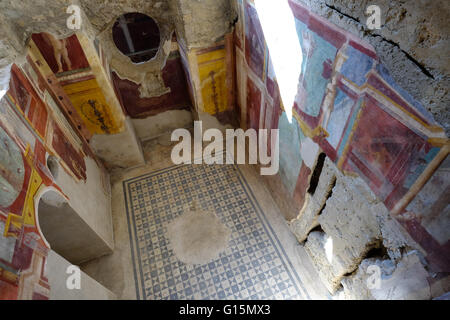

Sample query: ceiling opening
[112,12,161,64]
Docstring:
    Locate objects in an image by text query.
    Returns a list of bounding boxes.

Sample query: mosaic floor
[123,162,307,300]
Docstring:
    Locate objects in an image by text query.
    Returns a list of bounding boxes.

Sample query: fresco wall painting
[26,42,94,145]
[234,0,449,271]
[7,65,87,181]
[246,76,261,130]
[0,90,54,300]
[112,50,192,119]
[196,43,230,115]
[244,0,266,81]
[61,78,120,135]
[400,155,450,272]
[31,33,124,136]
[177,34,236,125]
[0,42,108,297]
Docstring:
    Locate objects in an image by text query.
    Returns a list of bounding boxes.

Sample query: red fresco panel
[293,163,312,210]
[27,99,48,137]
[246,76,261,131]
[0,281,19,300]
[244,1,266,80]
[112,56,191,118]
[51,122,87,181]
[342,96,432,209]
[367,73,430,125]
[9,67,32,113]
[31,33,90,74]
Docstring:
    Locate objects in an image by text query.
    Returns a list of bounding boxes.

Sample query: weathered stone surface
[0,11,28,93]
[341,251,431,300]
[347,174,411,262]
[0,0,84,46]
[171,0,234,49]
[310,157,337,207]
[317,175,382,285]
[87,0,175,96]
[290,196,322,243]
[304,231,345,292]
[304,169,415,293]
[290,157,337,242]
[320,0,450,76]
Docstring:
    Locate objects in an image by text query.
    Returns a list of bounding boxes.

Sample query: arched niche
[36,188,112,265]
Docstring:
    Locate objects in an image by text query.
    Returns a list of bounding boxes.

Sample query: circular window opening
[112,13,160,64]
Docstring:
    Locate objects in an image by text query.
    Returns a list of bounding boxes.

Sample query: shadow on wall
[37,190,112,265]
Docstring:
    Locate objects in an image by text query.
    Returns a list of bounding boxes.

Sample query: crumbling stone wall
[169,0,234,50]
[290,156,438,298]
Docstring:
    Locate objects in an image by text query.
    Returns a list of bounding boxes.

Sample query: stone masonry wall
[290,155,443,298]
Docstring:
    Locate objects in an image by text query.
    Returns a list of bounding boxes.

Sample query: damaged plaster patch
[162,39,172,56]
[138,72,171,98]
[167,201,231,265]
[84,0,175,97]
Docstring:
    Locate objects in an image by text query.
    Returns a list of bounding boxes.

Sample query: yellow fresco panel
[4,213,23,238]
[197,49,226,64]
[196,47,228,115]
[22,169,42,227]
[63,79,121,134]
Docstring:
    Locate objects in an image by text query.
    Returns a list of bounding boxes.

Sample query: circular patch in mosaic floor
[167,202,231,265]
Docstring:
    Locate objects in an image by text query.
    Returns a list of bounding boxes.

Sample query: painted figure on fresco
[293,24,336,118]
[41,33,72,73]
